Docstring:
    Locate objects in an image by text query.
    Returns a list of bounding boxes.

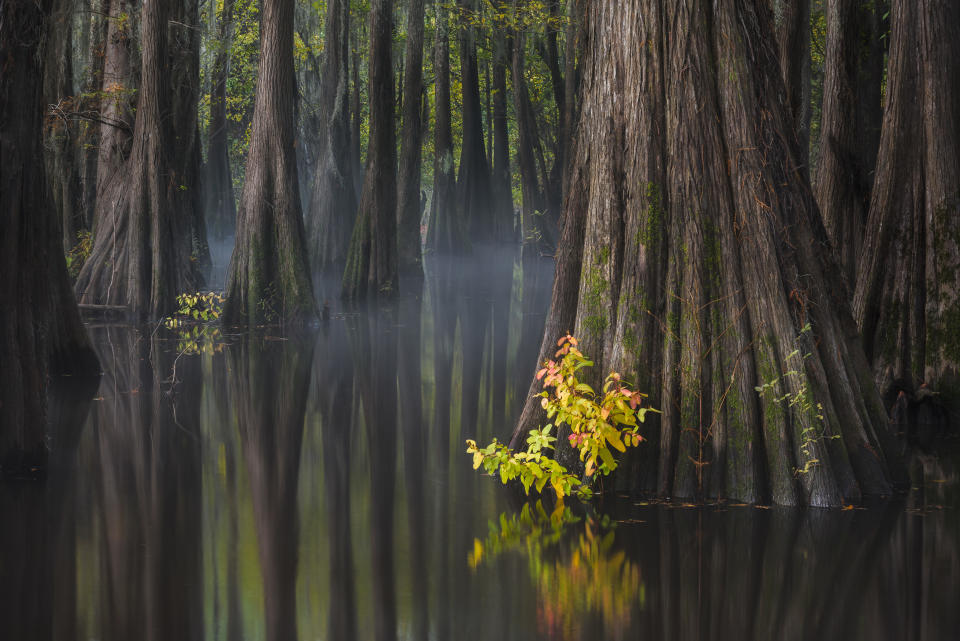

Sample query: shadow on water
[1,248,959,640]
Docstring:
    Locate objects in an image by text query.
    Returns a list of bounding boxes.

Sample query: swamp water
[1,251,958,641]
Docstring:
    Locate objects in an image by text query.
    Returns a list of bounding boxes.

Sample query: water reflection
[0,252,958,641]
[230,335,313,641]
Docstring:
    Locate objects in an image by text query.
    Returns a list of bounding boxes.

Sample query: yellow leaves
[468,538,484,570]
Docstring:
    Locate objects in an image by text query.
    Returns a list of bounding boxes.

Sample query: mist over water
[1,250,958,641]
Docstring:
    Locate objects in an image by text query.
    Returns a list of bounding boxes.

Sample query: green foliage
[754,323,838,476]
[65,230,92,281]
[163,292,227,356]
[467,335,656,500]
[467,426,590,500]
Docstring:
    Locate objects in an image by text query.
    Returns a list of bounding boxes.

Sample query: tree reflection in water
[0,253,957,641]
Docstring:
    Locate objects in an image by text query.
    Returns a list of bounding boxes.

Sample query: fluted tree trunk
[223,0,317,323]
[306,0,357,273]
[0,0,99,476]
[814,0,885,286]
[455,0,494,243]
[511,1,906,507]
[342,0,397,299]
[772,0,811,162]
[396,0,426,276]
[853,0,960,411]
[75,0,200,319]
[206,0,237,241]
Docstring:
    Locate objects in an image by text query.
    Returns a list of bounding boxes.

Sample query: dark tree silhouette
[342,0,397,299]
[815,0,886,286]
[0,0,98,476]
[396,0,426,276]
[853,0,960,412]
[427,0,459,254]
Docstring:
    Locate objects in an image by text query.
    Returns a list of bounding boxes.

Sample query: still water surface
[1,251,958,641]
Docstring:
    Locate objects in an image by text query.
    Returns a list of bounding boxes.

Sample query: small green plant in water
[466,335,656,500]
[163,292,226,356]
[754,323,838,476]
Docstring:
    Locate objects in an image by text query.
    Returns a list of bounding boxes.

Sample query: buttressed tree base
[512,2,907,507]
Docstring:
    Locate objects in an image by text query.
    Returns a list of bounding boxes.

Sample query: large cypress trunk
[342,0,397,299]
[511,2,906,507]
[206,0,237,241]
[814,0,884,286]
[0,0,99,476]
[306,0,357,274]
[93,0,134,206]
[396,0,426,276]
[853,0,960,411]
[75,0,199,319]
[223,0,317,323]
[43,0,86,253]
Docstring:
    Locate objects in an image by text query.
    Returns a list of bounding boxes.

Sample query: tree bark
[75,0,200,319]
[814,0,885,287]
[94,0,134,205]
[853,0,960,411]
[0,0,99,476]
[342,0,397,299]
[223,0,317,323]
[306,0,358,273]
[772,0,812,163]
[511,2,906,507]
[206,0,237,241]
[561,0,583,202]
[396,0,426,276]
